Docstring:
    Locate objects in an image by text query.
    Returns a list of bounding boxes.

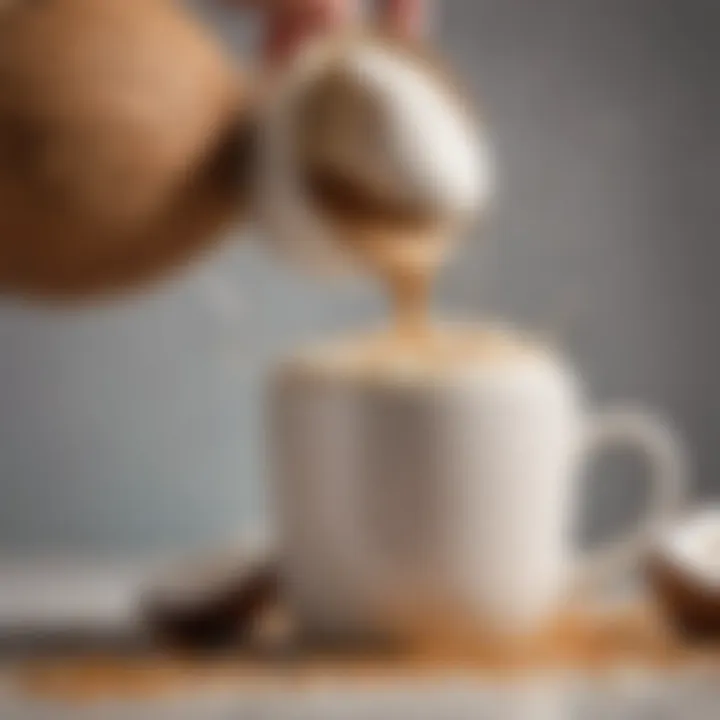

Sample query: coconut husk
[0,0,251,300]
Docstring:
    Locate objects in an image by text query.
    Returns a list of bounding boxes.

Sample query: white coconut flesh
[257,38,494,273]
[333,46,489,214]
[660,509,720,589]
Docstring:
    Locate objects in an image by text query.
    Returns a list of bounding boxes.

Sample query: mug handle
[576,406,687,592]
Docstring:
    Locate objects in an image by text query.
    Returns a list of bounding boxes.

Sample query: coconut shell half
[647,509,720,642]
[256,32,490,277]
[142,552,280,652]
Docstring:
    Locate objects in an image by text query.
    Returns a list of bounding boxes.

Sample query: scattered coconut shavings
[13,603,720,705]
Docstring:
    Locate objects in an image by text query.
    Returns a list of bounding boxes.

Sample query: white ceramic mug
[269,334,686,640]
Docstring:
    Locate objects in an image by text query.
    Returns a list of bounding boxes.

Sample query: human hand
[224,0,427,63]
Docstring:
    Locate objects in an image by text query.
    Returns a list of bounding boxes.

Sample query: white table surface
[0,560,719,719]
[0,558,155,631]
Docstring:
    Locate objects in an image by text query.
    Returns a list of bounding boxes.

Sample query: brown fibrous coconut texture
[0,0,250,301]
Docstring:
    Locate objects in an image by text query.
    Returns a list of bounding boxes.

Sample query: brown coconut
[0,0,251,300]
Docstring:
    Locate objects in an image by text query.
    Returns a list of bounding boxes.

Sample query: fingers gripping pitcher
[257,33,686,643]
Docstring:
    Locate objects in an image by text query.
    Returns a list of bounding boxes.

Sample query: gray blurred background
[0,0,716,555]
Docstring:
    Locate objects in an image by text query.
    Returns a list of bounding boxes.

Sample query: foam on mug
[288,324,541,384]
[257,35,494,274]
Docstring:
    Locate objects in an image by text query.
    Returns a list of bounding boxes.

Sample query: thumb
[262,1,356,64]
[379,0,428,36]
